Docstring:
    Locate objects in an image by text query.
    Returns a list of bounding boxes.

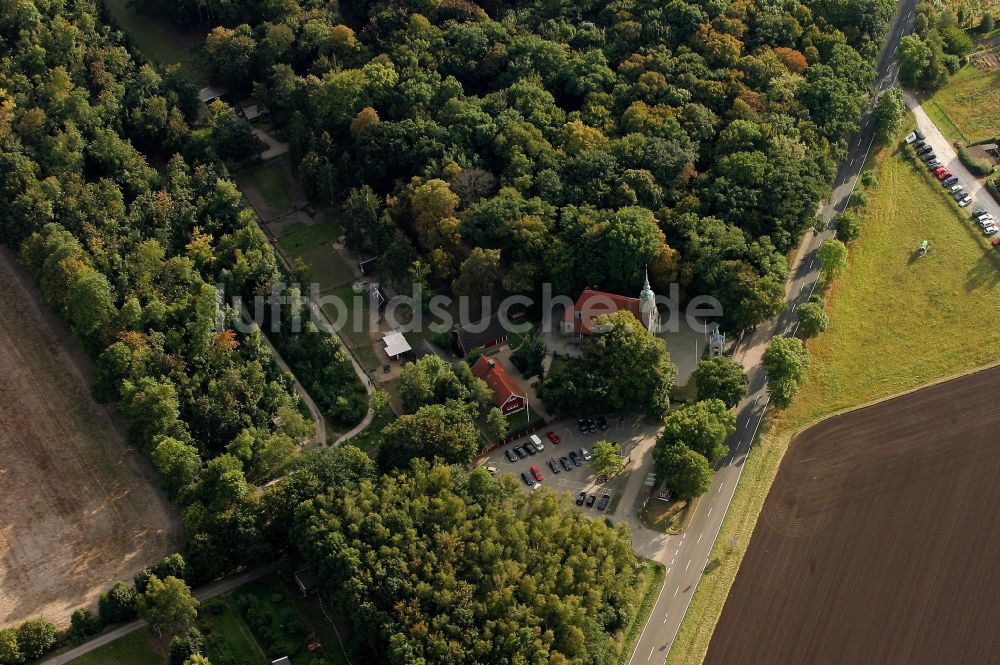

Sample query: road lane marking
[685,560,691,571]
[673,586,680,597]
[648,647,654,661]
[708,507,713,518]
[697,534,703,544]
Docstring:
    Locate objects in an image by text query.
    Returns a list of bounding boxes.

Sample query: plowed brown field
[706,364,1000,665]
[0,247,180,628]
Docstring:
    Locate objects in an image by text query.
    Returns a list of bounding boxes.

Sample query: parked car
[597,494,611,511]
[953,189,967,200]
[559,456,573,471]
[905,132,917,144]
[580,447,592,461]
[915,129,925,140]
[917,144,932,154]
[597,416,608,431]
[914,140,926,149]
[530,434,545,451]
[530,464,544,482]
[548,458,561,474]
[950,184,963,193]
[576,492,587,506]
[959,196,973,207]
[569,451,582,466]
[978,215,994,225]
[523,442,537,455]
[587,419,598,433]
[936,170,952,180]
[586,494,597,507]
[927,160,942,170]
[546,431,560,444]
[505,449,518,463]
[577,419,588,434]
[934,166,949,176]
[486,466,497,475]
[520,471,533,486]
[921,152,936,162]
[514,446,527,459]
[973,208,988,218]
[942,176,958,186]
[983,224,998,235]
[991,237,1000,247]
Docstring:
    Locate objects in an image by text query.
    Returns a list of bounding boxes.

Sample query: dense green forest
[294,460,644,664]
[184,0,893,328]
[0,0,361,582]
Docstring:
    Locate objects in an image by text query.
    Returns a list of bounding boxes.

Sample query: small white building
[383,330,412,360]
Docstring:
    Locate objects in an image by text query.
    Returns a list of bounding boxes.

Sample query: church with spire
[561,270,659,337]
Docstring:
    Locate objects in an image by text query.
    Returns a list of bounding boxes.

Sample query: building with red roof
[562,272,658,336]
[471,356,527,416]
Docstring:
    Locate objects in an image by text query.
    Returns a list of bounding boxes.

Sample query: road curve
[628,2,919,662]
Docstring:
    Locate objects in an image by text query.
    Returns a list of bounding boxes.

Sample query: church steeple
[639,267,656,331]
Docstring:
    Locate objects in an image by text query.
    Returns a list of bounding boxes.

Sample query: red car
[546,431,560,444]
[936,169,952,180]
[933,166,948,175]
[992,237,1000,247]
[530,465,544,482]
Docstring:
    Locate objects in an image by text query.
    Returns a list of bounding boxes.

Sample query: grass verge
[616,561,667,665]
[278,219,343,255]
[666,129,1000,664]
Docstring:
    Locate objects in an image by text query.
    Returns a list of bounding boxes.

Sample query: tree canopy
[294,462,643,664]
[763,336,811,408]
[693,356,749,408]
[181,0,893,329]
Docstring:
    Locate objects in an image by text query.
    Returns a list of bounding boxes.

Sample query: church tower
[639,268,657,332]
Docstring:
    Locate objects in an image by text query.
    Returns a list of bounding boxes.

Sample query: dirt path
[0,247,182,628]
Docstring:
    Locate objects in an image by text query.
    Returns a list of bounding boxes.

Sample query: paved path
[628,1,918,662]
[39,565,276,665]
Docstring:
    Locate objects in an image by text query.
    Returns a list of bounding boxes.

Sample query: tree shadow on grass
[964,247,1000,292]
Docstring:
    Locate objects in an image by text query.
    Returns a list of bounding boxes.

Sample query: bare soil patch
[0,247,181,628]
[705,365,1000,664]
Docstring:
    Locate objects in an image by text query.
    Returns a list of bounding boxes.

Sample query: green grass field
[200,599,268,665]
[666,133,1000,664]
[69,630,166,665]
[101,0,206,83]
[926,68,1000,144]
[246,161,293,209]
[278,220,343,255]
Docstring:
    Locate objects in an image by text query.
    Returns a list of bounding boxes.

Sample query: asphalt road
[628,2,919,662]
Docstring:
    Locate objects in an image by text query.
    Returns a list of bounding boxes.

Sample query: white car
[984,224,998,235]
[959,196,973,207]
[977,215,994,226]
[580,447,591,461]
[530,434,544,451]
[905,132,917,144]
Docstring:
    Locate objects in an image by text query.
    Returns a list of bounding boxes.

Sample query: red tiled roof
[471,356,525,408]
[564,289,645,334]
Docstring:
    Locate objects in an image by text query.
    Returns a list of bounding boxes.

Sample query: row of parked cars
[576,491,612,510]
[578,416,609,434]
